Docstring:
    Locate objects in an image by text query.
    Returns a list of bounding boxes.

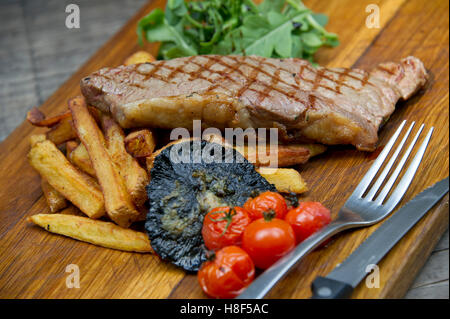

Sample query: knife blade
[311,177,449,299]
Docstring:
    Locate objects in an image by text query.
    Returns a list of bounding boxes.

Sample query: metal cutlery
[237,120,434,299]
[311,176,449,298]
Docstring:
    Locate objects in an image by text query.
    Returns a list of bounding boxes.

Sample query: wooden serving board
[0,0,448,299]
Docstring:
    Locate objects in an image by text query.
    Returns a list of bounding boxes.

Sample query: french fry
[301,144,327,157]
[28,214,153,253]
[69,96,139,227]
[145,136,314,172]
[235,144,311,167]
[68,143,96,177]
[27,107,71,127]
[59,205,85,216]
[256,167,308,194]
[29,134,46,146]
[31,134,68,213]
[31,135,71,213]
[28,139,105,218]
[124,50,156,66]
[41,179,68,213]
[65,140,79,158]
[202,133,233,147]
[146,156,155,174]
[101,113,149,207]
[46,116,77,145]
[27,106,101,146]
[135,205,149,222]
[124,129,156,158]
[203,133,325,166]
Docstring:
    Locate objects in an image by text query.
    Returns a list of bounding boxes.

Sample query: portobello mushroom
[145,140,275,271]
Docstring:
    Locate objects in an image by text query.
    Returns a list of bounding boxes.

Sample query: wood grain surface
[0,0,448,299]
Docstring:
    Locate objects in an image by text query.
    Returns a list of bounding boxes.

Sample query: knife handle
[311,276,353,299]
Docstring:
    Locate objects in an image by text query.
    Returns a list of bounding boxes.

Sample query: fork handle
[236,220,351,299]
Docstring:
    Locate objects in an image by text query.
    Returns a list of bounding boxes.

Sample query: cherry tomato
[202,206,251,251]
[285,202,331,244]
[197,246,255,298]
[243,191,288,220]
[242,212,295,269]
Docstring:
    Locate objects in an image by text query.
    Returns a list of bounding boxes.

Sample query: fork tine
[365,122,415,201]
[377,126,433,208]
[375,124,425,203]
[353,120,407,198]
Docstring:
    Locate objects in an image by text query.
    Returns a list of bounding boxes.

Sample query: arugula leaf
[138,8,197,58]
[165,0,187,24]
[137,0,339,62]
[237,12,294,57]
[258,0,285,13]
[312,13,328,27]
[291,34,303,57]
[301,31,323,48]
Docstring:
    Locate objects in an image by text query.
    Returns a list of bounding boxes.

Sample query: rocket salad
[137,0,339,62]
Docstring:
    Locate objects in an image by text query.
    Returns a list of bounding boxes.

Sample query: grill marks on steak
[81,55,428,151]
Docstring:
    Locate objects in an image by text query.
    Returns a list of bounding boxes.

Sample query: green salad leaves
[137,0,338,62]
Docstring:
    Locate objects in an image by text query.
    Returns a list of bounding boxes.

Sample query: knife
[311,177,449,299]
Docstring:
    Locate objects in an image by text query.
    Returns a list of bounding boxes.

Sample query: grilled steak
[81,55,427,151]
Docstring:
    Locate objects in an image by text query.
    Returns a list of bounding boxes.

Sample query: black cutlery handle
[310,276,353,299]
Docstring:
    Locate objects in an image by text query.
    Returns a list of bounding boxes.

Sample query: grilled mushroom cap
[145,140,275,271]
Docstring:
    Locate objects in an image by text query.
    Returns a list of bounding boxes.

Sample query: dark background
[0,0,447,298]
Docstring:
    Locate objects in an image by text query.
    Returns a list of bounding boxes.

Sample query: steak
[81,55,427,151]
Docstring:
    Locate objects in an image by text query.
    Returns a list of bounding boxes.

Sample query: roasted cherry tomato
[242,212,295,269]
[202,206,251,250]
[197,246,255,298]
[285,202,331,244]
[243,191,288,220]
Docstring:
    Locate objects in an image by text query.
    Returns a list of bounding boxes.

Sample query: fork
[237,120,433,299]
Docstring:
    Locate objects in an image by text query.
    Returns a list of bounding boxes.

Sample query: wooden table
[0,0,448,299]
